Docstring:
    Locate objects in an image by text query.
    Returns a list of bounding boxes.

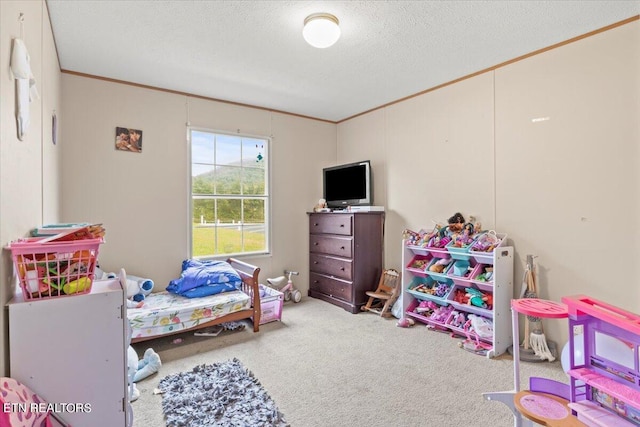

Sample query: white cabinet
[8,278,130,426]
[401,239,514,358]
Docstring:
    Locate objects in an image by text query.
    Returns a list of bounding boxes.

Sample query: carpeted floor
[132,297,567,426]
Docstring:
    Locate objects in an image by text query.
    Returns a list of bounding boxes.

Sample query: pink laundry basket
[7,237,103,300]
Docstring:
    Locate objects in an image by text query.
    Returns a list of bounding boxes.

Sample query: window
[190,129,269,258]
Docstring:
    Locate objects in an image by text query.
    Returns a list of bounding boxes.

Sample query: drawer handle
[340,224,344,227]
[340,246,345,250]
[314,242,319,246]
[340,267,345,271]
[313,280,319,284]
[314,223,319,226]
[314,261,319,264]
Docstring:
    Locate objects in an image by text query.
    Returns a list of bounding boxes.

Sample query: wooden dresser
[308,212,384,313]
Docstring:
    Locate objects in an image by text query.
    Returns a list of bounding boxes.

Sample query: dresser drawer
[310,254,352,281]
[310,235,353,258]
[309,273,352,302]
[309,214,353,236]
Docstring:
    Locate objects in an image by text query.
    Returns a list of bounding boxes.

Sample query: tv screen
[323,161,372,208]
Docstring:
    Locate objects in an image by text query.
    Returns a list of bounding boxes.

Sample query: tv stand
[308,211,384,313]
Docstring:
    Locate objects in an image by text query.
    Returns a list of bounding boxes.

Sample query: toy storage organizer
[7,237,102,300]
[401,238,514,358]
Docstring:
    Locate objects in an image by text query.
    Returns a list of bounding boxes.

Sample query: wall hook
[525,254,538,271]
[19,13,25,39]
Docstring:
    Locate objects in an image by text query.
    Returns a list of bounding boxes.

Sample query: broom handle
[523,265,536,350]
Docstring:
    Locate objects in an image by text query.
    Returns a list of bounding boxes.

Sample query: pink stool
[514,390,586,427]
[484,299,586,427]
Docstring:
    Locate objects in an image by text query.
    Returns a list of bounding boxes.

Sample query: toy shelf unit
[562,295,640,427]
[401,238,514,358]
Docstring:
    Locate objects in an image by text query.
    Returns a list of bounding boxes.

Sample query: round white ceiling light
[303,13,341,48]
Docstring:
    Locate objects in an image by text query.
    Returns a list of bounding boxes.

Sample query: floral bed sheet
[128,290,250,340]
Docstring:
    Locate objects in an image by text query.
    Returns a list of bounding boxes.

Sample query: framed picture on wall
[115,127,143,153]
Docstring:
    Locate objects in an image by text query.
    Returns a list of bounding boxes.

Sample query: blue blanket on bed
[166,259,242,298]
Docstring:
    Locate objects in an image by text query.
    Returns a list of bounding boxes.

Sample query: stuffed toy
[127,346,162,402]
[396,317,415,328]
[429,258,451,273]
[313,198,329,212]
[94,266,154,304]
[112,268,160,403]
[465,288,490,309]
[126,275,154,303]
[91,268,162,402]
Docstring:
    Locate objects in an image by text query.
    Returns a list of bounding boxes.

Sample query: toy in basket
[266,270,302,303]
[470,230,506,253]
[7,236,103,300]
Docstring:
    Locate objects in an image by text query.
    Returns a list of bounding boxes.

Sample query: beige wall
[337,20,640,346]
[1,0,637,375]
[0,0,61,375]
[60,75,336,293]
[41,4,62,224]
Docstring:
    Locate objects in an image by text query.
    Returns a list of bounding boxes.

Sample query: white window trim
[188,127,271,259]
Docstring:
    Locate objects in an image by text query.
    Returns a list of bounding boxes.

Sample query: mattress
[128,290,251,340]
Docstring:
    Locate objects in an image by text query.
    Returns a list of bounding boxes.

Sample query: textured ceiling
[46,1,639,122]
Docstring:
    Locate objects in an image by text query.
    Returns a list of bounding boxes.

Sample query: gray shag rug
[159,358,289,427]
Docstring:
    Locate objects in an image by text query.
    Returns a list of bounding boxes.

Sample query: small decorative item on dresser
[313,198,330,212]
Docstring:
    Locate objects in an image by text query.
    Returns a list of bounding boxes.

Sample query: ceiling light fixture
[303,13,340,48]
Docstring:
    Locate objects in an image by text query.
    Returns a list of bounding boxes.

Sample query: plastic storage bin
[448,284,494,317]
[406,254,433,275]
[445,236,478,260]
[470,264,494,287]
[7,237,103,300]
[447,258,477,286]
[424,257,454,282]
[256,285,284,325]
[407,276,453,303]
[470,232,508,264]
[425,235,451,258]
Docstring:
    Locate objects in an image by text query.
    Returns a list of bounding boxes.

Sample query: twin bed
[127,258,261,343]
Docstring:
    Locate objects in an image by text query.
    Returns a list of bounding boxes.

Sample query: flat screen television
[323,160,372,208]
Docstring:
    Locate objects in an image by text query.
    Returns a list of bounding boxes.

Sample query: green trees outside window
[191,130,269,257]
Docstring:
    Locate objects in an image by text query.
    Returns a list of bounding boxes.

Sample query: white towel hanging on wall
[10,37,39,141]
